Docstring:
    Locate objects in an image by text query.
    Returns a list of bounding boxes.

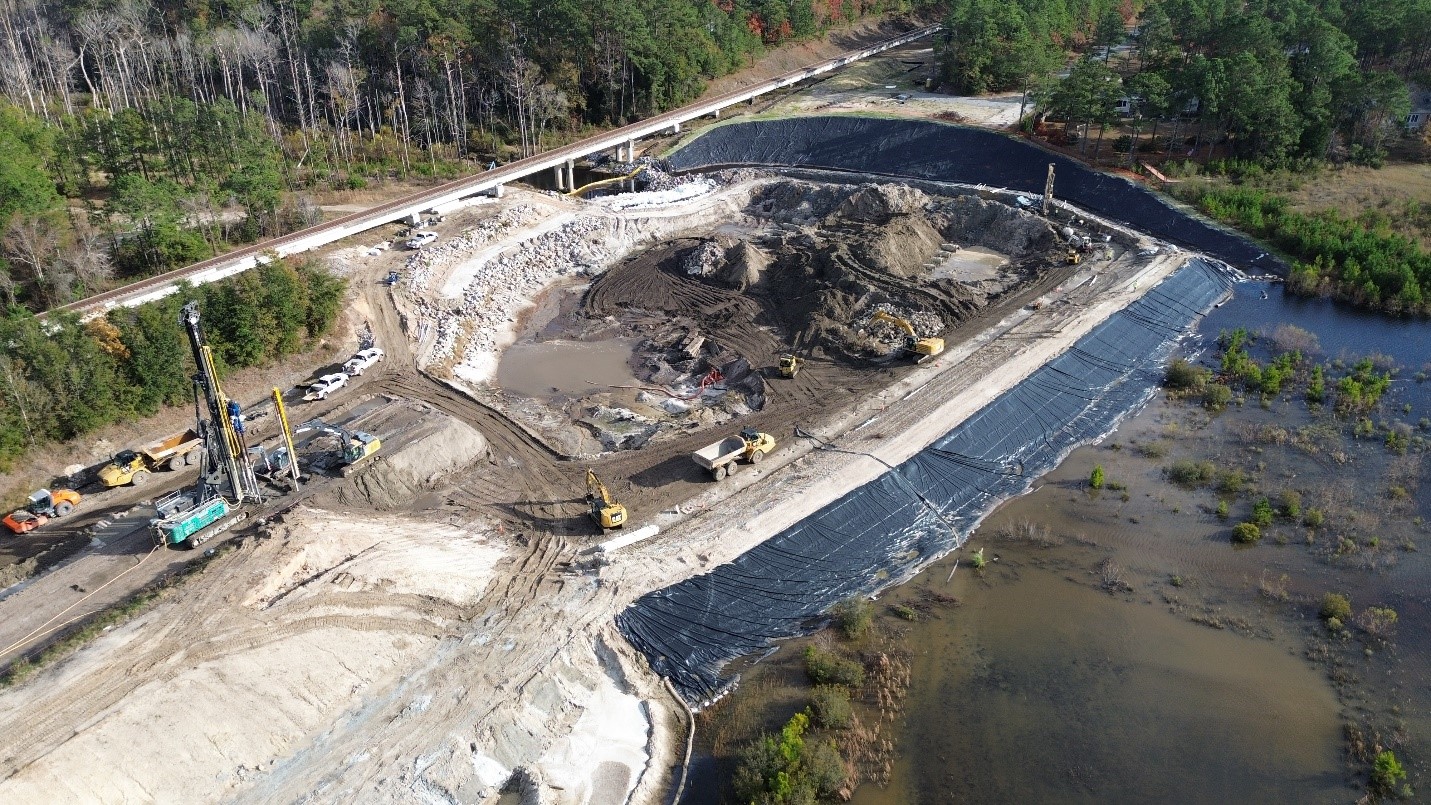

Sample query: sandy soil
[762,41,1025,127]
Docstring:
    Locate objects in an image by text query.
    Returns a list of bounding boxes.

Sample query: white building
[1406,86,1431,130]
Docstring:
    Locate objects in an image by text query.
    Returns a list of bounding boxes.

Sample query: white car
[304,373,349,401]
[406,231,438,249]
[343,347,385,376]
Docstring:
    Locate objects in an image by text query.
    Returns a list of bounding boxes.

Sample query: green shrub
[1090,464,1105,490]
[1371,750,1407,795]
[1135,441,1170,458]
[809,685,853,729]
[1168,460,1215,486]
[889,604,918,621]
[1303,508,1325,528]
[1215,499,1230,519]
[1232,522,1261,544]
[804,646,865,687]
[1251,497,1275,527]
[1203,383,1233,411]
[831,598,873,640]
[1165,358,1208,391]
[1215,469,1249,495]
[1319,592,1352,622]
[1278,489,1302,519]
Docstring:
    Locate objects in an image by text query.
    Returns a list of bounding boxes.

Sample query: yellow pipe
[565,165,645,198]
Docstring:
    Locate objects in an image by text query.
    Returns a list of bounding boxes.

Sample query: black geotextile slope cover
[666,116,1282,274]
[617,260,1233,705]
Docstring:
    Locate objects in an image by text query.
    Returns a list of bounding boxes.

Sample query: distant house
[1407,86,1431,130]
[1113,95,1200,117]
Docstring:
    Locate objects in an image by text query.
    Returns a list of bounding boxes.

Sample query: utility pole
[1042,163,1056,215]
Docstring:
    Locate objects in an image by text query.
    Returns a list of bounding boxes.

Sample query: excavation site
[0,115,1255,805]
[469,179,1075,456]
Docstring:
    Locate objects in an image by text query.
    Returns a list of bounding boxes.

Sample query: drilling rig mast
[152,302,262,547]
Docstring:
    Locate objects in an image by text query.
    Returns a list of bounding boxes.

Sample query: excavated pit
[489,179,1068,454]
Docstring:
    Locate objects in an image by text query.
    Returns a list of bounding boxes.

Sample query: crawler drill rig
[151,302,263,548]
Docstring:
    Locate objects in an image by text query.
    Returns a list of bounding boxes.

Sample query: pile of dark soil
[677,181,1059,359]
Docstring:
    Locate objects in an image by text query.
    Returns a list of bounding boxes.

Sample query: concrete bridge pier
[565,159,576,191]
[406,212,422,225]
[553,166,566,190]
[626,139,636,162]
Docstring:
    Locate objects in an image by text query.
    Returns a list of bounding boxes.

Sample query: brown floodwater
[685,281,1429,804]
[858,525,1345,803]
[494,338,641,398]
[850,376,1430,803]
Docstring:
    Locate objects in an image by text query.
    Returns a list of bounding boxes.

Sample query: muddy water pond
[494,338,641,398]
[929,246,1007,283]
[856,503,1345,803]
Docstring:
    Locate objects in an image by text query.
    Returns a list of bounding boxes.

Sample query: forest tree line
[0,0,937,313]
[0,258,344,471]
[943,0,1430,167]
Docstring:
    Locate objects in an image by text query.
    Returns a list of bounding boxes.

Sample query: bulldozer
[1066,248,1082,265]
[778,354,803,378]
[4,488,82,535]
[586,470,627,529]
[870,310,945,363]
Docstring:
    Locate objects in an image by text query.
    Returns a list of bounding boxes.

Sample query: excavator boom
[870,310,945,362]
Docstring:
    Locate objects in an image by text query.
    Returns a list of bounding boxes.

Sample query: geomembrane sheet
[617,259,1233,704]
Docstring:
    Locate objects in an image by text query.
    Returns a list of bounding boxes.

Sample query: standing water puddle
[929,246,1007,282]
[495,338,640,398]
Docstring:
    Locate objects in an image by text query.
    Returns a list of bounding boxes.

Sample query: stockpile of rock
[401,205,542,293]
[419,214,610,375]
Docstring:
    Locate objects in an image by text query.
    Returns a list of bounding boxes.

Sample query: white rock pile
[402,205,542,293]
[415,214,610,382]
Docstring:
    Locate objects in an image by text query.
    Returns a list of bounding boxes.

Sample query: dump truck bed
[691,436,748,469]
[143,429,201,460]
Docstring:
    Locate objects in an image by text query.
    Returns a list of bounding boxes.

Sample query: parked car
[303,373,349,401]
[343,347,386,376]
[406,231,438,249]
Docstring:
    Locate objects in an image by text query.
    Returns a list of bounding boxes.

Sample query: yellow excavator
[586,470,627,529]
[778,354,803,378]
[870,310,945,363]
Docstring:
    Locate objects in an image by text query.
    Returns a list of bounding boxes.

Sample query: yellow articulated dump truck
[691,428,776,480]
[100,428,203,487]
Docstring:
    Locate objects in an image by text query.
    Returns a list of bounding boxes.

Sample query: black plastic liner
[617,260,1233,705]
[667,116,1281,274]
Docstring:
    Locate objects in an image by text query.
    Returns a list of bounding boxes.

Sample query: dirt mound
[938,194,1056,255]
[851,215,946,278]
[833,183,931,223]
[348,414,488,508]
